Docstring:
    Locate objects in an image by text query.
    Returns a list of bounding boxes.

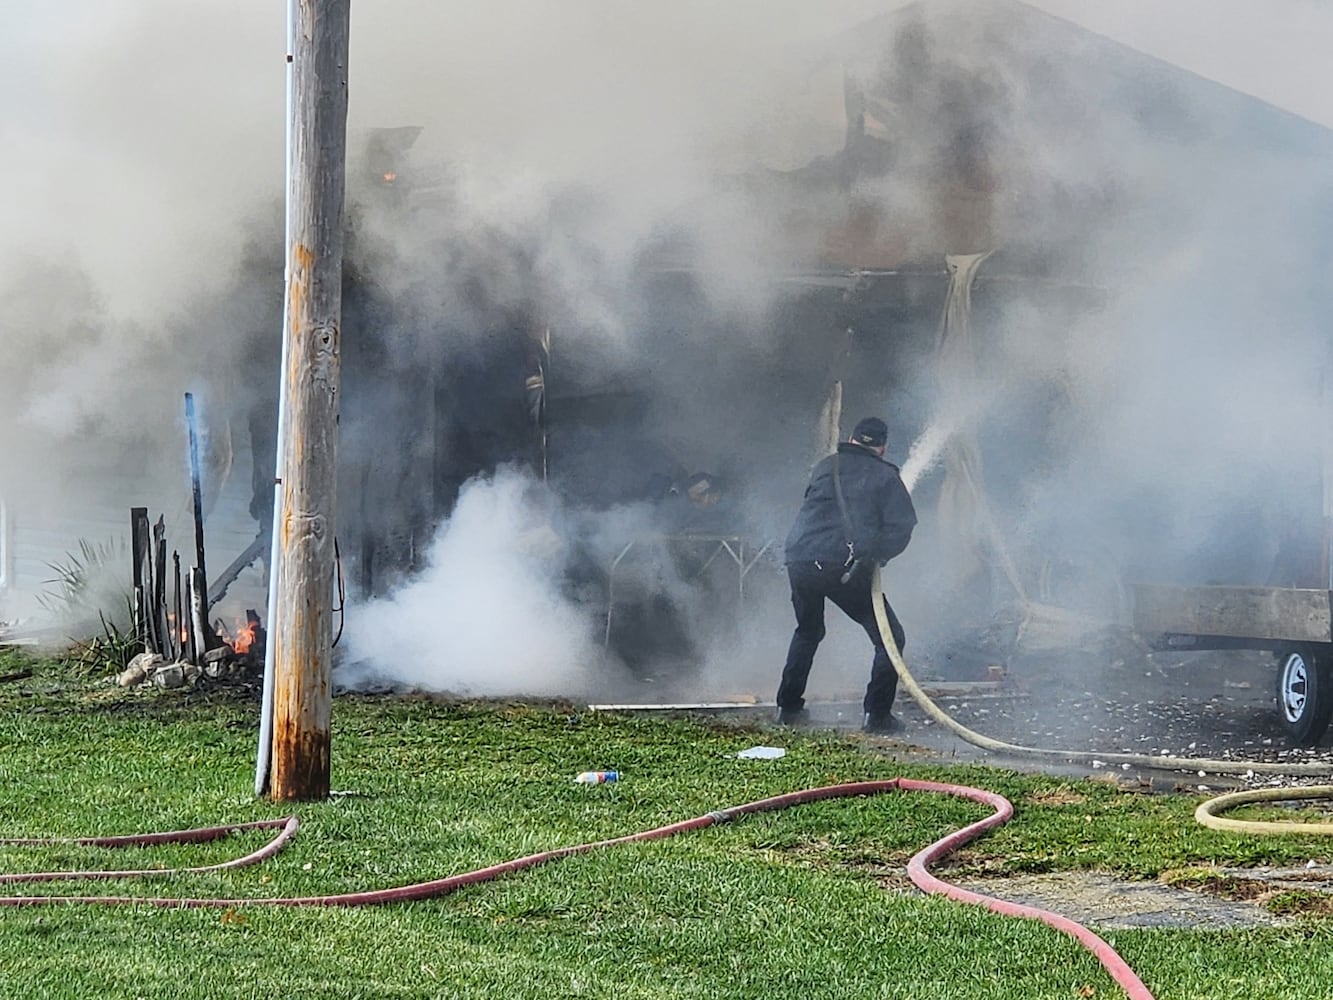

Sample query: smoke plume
[4,0,1333,709]
[338,468,601,696]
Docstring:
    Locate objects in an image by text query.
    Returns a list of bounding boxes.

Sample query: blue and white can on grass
[574,770,619,784]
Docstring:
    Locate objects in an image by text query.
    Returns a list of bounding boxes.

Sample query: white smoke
[338,468,601,696]
[5,0,1333,698]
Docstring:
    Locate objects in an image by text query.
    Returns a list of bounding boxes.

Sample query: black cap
[851,417,888,448]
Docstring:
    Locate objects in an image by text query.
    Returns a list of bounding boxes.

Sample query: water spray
[899,413,956,493]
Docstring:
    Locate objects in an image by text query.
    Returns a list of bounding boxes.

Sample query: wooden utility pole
[270,0,351,801]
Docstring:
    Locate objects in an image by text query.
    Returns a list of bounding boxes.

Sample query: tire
[1275,648,1333,746]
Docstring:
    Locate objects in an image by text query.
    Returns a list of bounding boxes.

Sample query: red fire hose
[0,818,298,885]
[0,780,1153,999]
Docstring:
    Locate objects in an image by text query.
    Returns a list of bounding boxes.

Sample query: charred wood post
[189,567,209,665]
[131,508,151,652]
[172,552,184,661]
[185,393,223,652]
[185,393,208,588]
[127,506,227,665]
[268,0,351,802]
[208,532,267,609]
[184,575,198,665]
[153,516,169,655]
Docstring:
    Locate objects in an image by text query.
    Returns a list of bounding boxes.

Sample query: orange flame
[217,618,257,655]
[167,613,189,644]
[229,620,257,655]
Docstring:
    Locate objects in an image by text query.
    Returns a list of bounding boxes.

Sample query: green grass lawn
[1,646,1331,999]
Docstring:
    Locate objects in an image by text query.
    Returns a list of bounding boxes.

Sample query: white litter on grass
[738,746,786,760]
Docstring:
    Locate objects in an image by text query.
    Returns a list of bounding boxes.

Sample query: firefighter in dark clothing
[776,416,918,733]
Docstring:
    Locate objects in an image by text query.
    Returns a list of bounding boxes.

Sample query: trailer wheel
[1275,649,1333,746]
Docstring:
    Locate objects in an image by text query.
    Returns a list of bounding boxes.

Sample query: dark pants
[776,560,906,717]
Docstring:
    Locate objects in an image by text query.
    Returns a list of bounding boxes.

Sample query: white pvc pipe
[1323,367,1333,590]
[0,498,11,591]
[256,0,297,798]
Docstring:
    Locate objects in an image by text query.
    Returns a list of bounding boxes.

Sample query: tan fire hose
[1193,785,1333,836]
[863,570,1333,805]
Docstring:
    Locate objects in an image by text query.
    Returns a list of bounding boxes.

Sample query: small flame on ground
[166,613,189,644]
[218,619,257,655]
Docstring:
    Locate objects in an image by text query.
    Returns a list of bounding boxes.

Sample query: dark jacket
[784,443,917,566]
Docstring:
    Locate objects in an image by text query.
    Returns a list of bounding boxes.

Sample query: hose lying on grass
[1194,785,1333,835]
[0,818,298,883]
[0,779,1154,999]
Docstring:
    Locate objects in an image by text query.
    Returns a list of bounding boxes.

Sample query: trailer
[1133,583,1333,745]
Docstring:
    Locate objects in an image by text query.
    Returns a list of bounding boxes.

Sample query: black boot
[862,711,903,734]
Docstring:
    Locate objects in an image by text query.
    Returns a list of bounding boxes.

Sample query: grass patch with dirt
[2,647,1332,999]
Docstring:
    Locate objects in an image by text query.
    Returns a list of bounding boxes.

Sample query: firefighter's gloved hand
[841,559,872,585]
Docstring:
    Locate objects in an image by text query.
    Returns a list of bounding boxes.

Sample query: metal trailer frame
[603,533,777,647]
[1132,583,1333,745]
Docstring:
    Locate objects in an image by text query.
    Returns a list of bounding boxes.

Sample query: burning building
[4,0,1332,700]
[325,0,1333,690]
